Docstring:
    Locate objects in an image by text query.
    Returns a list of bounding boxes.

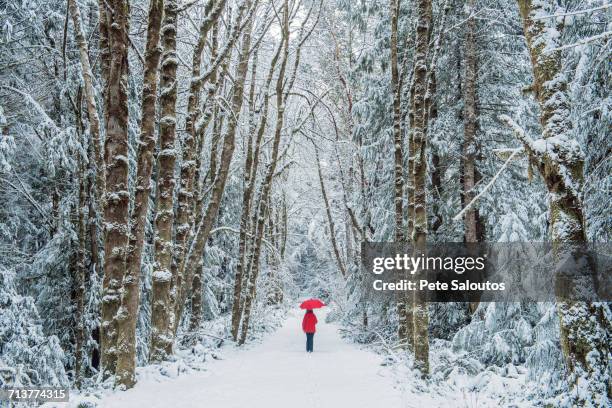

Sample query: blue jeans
[306,333,314,352]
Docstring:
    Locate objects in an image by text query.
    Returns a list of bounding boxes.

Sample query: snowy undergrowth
[0,269,69,389]
[386,339,533,408]
[329,302,560,408]
[41,304,290,408]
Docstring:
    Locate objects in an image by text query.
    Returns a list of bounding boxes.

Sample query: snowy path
[99,309,404,408]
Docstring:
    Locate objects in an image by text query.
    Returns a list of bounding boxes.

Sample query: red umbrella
[300,298,325,309]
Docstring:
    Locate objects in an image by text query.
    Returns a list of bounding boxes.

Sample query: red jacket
[302,312,318,333]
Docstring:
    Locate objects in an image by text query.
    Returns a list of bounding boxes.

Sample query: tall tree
[461,0,482,245]
[99,0,131,379]
[173,0,230,333]
[115,0,165,388]
[461,0,483,315]
[188,20,223,332]
[231,29,282,340]
[238,0,289,345]
[238,0,318,344]
[67,0,104,200]
[314,145,347,279]
[501,0,610,403]
[173,1,251,330]
[390,0,404,242]
[177,0,252,330]
[409,0,432,376]
[150,0,179,363]
[390,0,412,351]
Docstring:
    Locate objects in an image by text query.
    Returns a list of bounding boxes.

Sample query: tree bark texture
[315,147,347,279]
[100,0,131,379]
[150,0,179,363]
[462,0,481,245]
[172,0,229,327]
[231,36,283,340]
[510,1,610,403]
[409,0,432,376]
[115,0,164,387]
[177,0,252,332]
[68,0,105,200]
[238,1,290,345]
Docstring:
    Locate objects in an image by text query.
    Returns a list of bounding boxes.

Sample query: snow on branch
[498,114,536,154]
[1,85,60,133]
[209,226,279,257]
[452,147,523,222]
[176,0,199,14]
[533,4,610,20]
[545,31,611,53]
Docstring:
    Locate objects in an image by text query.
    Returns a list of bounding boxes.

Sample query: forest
[0,0,610,406]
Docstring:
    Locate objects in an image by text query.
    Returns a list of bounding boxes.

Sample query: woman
[302,309,318,352]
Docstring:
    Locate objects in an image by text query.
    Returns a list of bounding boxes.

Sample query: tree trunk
[98,0,111,117]
[275,194,287,303]
[390,0,404,242]
[410,0,432,376]
[238,0,319,343]
[173,0,229,330]
[190,104,226,328]
[174,2,251,330]
[462,0,483,315]
[114,0,164,388]
[314,147,347,279]
[67,2,99,385]
[192,22,221,230]
[231,35,286,340]
[177,0,252,331]
[150,0,179,363]
[265,196,282,305]
[189,261,204,331]
[390,0,411,351]
[238,2,290,345]
[280,193,288,260]
[462,0,480,245]
[68,0,105,200]
[188,21,224,334]
[506,1,611,402]
[73,98,87,388]
[100,0,130,379]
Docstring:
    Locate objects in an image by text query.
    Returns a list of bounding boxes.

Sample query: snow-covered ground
[96,308,403,408]
[39,306,542,408]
